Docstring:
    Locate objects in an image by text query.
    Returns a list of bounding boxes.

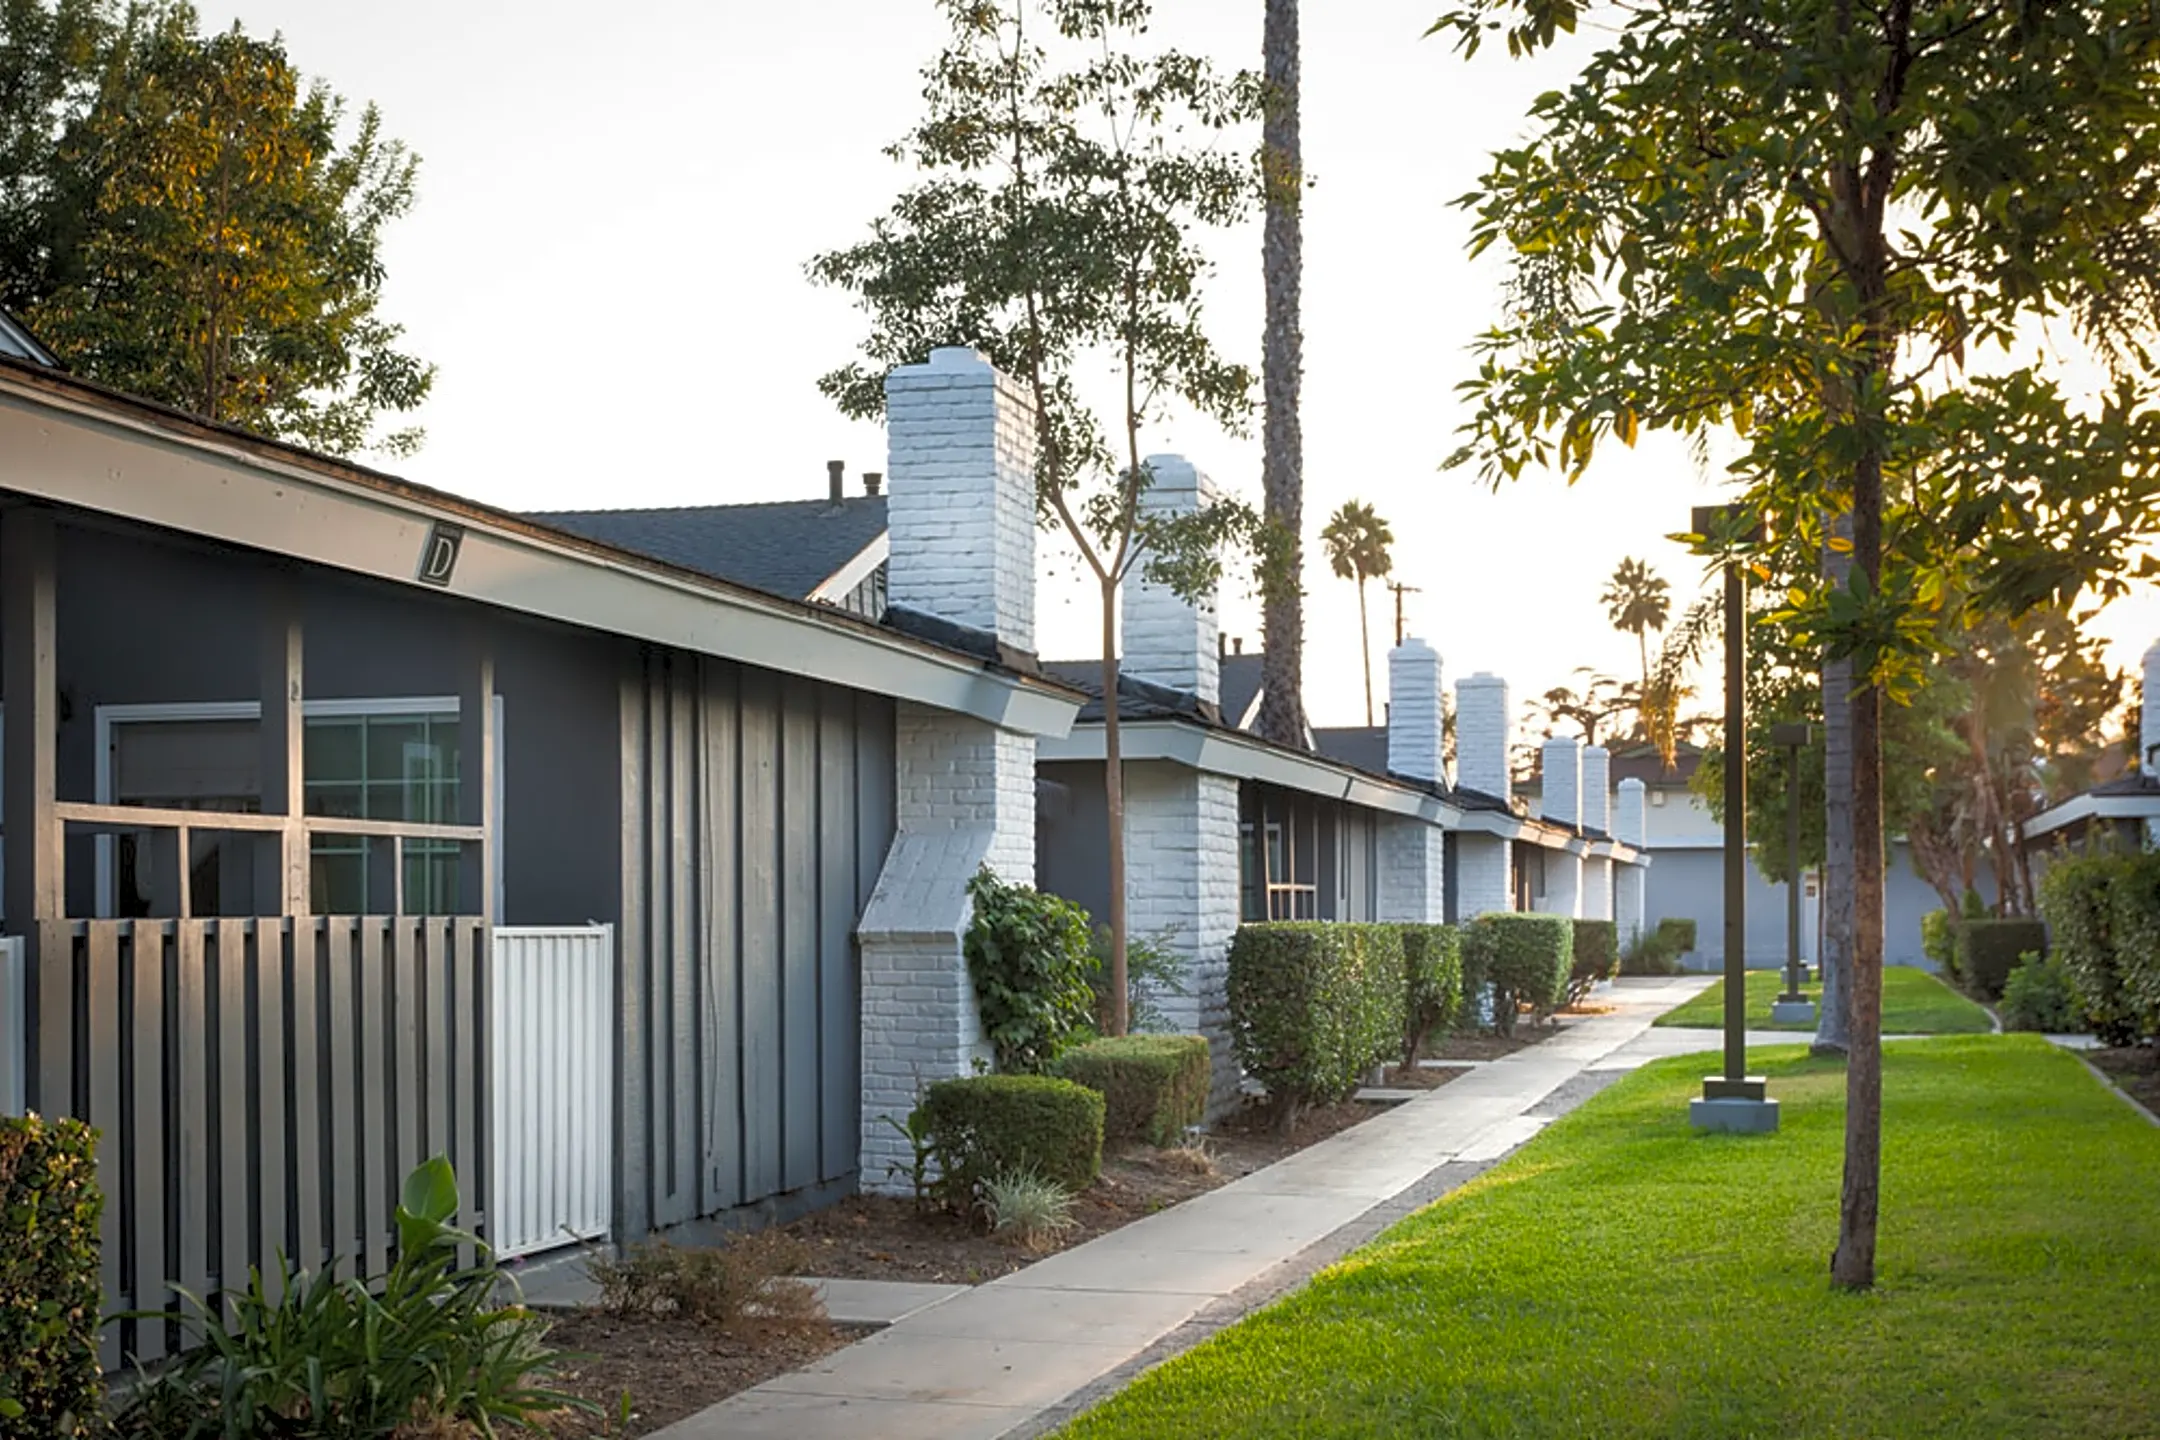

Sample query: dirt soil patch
[783,1071,1471,1286]
[2088,1044,2160,1117]
[538,1311,865,1438]
[1375,1061,1472,1091]
[1425,1022,1566,1063]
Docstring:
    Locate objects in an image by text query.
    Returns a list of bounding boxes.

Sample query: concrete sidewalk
[652,975,1717,1440]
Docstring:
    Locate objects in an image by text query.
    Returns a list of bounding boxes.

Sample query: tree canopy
[1,1,431,455]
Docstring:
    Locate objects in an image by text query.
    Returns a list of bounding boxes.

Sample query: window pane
[304,719,363,784]
[304,783,365,819]
[366,720,426,780]
[310,851,366,914]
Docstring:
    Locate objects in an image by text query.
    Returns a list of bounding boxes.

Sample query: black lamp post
[1769,721,1818,1024]
[1690,505,1779,1133]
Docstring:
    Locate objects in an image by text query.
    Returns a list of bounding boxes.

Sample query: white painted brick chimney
[1121,454,1220,706]
[859,349,1044,1193]
[2142,639,2160,775]
[1541,737,1582,827]
[1615,777,1648,947]
[1580,745,1612,921]
[884,347,1038,652]
[1455,673,1512,800]
[1387,639,1446,785]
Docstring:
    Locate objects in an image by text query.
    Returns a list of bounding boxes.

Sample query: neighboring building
[2024,638,2160,856]
[0,341,1081,1361]
[0,307,57,367]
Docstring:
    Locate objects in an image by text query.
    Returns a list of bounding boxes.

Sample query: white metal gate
[1,935,23,1115]
[491,926,613,1259]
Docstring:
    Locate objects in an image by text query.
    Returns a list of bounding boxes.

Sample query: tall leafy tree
[1320,499,1394,725]
[1255,0,1309,749]
[810,0,1262,1035]
[1436,0,2160,1287]
[1601,556,1669,726]
[4,2,432,455]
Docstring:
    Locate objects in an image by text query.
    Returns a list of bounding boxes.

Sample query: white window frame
[92,696,505,920]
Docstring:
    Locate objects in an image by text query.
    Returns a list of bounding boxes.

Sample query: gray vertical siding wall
[617,649,896,1239]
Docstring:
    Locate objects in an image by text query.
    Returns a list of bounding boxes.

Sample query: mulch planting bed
[783,1066,1473,1287]
[538,1311,868,1438]
[1425,1021,1567,1063]
[2087,1044,2160,1117]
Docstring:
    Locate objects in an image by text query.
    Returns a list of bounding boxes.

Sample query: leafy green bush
[588,1230,823,1333]
[1400,924,1465,1062]
[965,867,1098,1072]
[1921,907,1960,983]
[1619,929,1680,976]
[1227,923,1406,1111]
[1457,920,1496,1016]
[2001,952,2085,1034]
[1566,919,1620,1005]
[1465,914,1573,1037]
[1955,918,2048,1000]
[113,1156,574,1438]
[2107,850,2160,1043]
[1054,1034,1210,1147]
[2039,851,2141,1046]
[1088,924,1188,1035]
[914,1074,1104,1211]
[1657,916,1698,954]
[0,1115,102,1437]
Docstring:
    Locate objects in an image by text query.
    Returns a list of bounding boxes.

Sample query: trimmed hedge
[1400,924,1465,1063]
[0,1115,102,1436]
[915,1075,1104,1208]
[1464,914,1573,1037]
[1228,923,1406,1109]
[1954,918,2048,1000]
[1658,916,1698,954]
[1567,919,1619,1005]
[2039,852,2144,1045]
[1921,908,1959,983]
[1054,1035,1210,1147]
[2107,851,2160,1043]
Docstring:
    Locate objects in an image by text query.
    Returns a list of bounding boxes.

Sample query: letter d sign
[416,523,464,587]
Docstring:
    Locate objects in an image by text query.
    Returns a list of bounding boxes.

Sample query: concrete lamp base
[1691,1075,1779,1133]
[1770,998,1818,1025]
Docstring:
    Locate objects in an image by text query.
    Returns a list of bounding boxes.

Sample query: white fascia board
[1455,810,1528,840]
[808,532,888,603]
[0,382,1078,737]
[1042,719,1462,825]
[2023,792,2160,841]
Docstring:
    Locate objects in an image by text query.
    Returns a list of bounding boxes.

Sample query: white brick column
[1378,639,1448,925]
[1580,745,1613,921]
[1122,762,1242,1116]
[1537,737,1584,919]
[1615,777,1648,948]
[859,349,1042,1194]
[1122,455,1220,706]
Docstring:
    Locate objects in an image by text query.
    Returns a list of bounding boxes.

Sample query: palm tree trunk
[1358,574,1374,726]
[1257,0,1308,750]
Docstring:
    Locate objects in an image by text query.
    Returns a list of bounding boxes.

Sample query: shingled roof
[531,496,887,603]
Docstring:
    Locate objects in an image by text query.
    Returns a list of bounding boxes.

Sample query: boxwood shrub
[1567,919,1619,1004]
[1228,923,1406,1111]
[0,1114,103,1437]
[1464,914,1573,1036]
[2106,850,2160,1043]
[1399,924,1465,1063]
[2039,851,2140,1044]
[1054,1034,1210,1147]
[914,1074,1104,1209]
[1953,917,2048,1000]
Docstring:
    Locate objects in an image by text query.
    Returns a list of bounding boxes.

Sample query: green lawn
[1057,1037,2160,1440]
[1653,964,1994,1034]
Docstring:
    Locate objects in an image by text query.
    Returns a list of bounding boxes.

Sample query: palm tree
[1320,501,1395,724]
[1256,0,1308,749]
[1601,557,1671,724]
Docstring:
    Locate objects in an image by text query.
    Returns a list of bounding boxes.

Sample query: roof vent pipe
[863,471,884,497]
[827,459,846,505]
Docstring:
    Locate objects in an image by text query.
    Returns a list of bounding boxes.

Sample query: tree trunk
[1832,451,1887,1292]
[1100,577,1129,1037]
[1257,0,1308,750]
[1815,511,1853,1059]
[1358,575,1374,726]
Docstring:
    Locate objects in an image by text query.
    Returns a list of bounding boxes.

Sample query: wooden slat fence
[27,916,487,1368]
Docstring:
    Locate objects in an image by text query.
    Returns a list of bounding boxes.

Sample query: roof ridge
[530,495,884,519]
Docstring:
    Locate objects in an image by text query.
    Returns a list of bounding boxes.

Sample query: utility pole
[1387,580,1421,646]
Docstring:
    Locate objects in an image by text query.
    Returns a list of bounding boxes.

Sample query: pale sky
[197,0,2160,730]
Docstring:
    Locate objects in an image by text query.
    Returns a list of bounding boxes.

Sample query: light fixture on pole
[1769,721,1818,1025]
[1689,504,1779,1134]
